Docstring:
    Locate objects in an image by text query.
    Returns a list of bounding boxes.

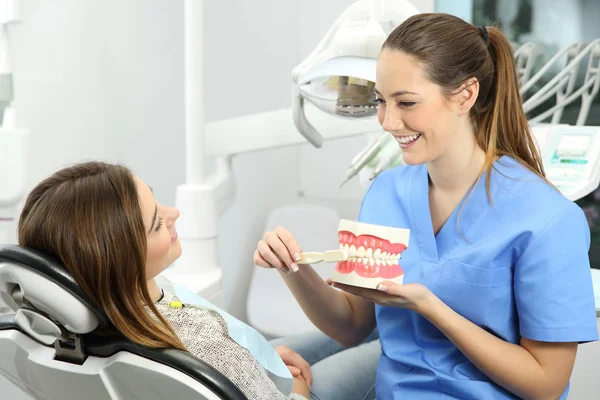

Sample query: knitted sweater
[152,290,307,400]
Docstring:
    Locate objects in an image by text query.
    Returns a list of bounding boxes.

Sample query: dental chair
[0,244,248,400]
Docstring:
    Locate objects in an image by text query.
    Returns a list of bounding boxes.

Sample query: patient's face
[136,177,182,281]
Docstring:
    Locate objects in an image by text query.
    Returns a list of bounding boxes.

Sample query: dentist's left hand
[275,345,313,387]
[330,279,435,314]
[254,227,303,274]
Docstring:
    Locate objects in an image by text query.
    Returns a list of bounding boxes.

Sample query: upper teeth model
[332,219,410,289]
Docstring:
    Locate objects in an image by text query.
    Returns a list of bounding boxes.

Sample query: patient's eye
[155,217,163,231]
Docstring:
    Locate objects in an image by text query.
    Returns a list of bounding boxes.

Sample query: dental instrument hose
[339,133,393,188]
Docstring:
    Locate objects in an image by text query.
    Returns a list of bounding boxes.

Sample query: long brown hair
[18,161,186,351]
[382,13,550,202]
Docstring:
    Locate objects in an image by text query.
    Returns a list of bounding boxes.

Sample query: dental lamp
[292,0,419,148]
[163,0,420,306]
[0,2,27,245]
[292,0,419,187]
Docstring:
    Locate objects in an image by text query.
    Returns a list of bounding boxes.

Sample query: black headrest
[0,244,110,328]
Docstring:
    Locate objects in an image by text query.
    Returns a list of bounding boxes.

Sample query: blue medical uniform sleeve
[515,203,598,342]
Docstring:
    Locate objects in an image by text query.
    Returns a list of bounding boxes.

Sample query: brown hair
[382,13,550,201]
[18,161,186,351]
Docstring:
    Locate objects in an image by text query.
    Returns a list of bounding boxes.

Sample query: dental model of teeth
[332,219,410,289]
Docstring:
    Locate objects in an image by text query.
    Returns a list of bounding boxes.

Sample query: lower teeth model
[332,219,410,289]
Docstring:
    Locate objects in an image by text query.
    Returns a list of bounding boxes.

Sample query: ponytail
[475,26,549,199]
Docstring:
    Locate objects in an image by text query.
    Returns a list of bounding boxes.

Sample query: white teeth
[398,133,421,144]
[373,248,381,259]
[357,246,365,258]
[336,241,404,265]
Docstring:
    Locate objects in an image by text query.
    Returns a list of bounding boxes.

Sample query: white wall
[11,0,185,207]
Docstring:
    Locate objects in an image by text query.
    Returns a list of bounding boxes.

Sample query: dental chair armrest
[82,334,249,400]
[0,313,18,331]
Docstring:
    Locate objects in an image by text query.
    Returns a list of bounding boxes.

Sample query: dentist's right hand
[254,227,303,274]
[254,226,374,348]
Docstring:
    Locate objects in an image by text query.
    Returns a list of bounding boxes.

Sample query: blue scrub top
[358,156,598,400]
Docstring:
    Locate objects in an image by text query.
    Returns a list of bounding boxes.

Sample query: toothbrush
[298,250,348,264]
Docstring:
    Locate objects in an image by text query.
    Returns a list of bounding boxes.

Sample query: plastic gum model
[332,219,410,289]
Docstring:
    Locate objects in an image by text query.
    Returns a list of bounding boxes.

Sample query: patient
[17,161,310,400]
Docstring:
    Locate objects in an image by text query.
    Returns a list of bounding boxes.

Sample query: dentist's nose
[381,109,405,133]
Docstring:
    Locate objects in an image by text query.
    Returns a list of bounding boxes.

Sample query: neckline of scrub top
[410,161,494,262]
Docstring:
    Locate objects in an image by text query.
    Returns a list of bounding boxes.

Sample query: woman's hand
[329,279,436,313]
[254,227,303,274]
[292,374,311,398]
[275,345,313,387]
